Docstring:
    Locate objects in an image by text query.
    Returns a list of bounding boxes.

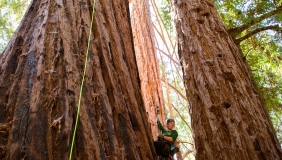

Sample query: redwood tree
[0,0,155,159]
[172,0,282,159]
[131,1,185,159]
[130,0,167,140]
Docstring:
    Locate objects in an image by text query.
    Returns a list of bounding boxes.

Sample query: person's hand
[158,130,164,138]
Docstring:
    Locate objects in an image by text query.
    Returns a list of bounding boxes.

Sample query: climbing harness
[69,0,97,160]
[155,105,179,160]
[157,144,178,160]
[158,156,173,160]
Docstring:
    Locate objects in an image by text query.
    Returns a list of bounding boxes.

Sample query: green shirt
[157,120,178,143]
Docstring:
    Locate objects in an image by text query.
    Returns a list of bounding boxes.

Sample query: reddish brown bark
[172,0,282,159]
[0,0,155,159]
[131,0,166,140]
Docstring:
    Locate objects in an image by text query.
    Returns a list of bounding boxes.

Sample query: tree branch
[235,25,282,44]
[182,150,194,158]
[161,79,188,101]
[157,47,180,65]
[172,104,192,132]
[228,5,282,37]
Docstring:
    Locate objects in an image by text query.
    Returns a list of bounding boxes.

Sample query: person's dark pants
[153,141,171,158]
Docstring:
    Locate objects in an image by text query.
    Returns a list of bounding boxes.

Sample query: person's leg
[154,141,166,156]
[153,141,170,157]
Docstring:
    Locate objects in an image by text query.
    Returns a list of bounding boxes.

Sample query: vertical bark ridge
[131,0,167,142]
[0,0,155,159]
[173,0,282,159]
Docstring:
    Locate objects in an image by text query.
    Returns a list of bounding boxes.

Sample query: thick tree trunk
[172,0,282,159]
[0,0,155,159]
[130,0,166,140]
[131,1,184,159]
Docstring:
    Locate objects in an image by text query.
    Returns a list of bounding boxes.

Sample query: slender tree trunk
[0,0,155,159]
[131,0,166,140]
[172,0,282,159]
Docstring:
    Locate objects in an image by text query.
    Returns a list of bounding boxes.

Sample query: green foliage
[214,0,281,31]
[0,0,30,53]
[159,0,173,33]
[242,34,282,109]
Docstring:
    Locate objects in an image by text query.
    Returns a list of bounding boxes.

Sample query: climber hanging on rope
[153,105,180,159]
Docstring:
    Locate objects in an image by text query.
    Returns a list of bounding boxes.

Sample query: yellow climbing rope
[69,0,97,159]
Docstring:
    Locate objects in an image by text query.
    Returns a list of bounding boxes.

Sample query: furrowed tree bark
[172,0,282,159]
[0,0,155,159]
[131,1,184,159]
[130,0,166,140]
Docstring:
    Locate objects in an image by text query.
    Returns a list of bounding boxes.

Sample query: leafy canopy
[0,0,30,53]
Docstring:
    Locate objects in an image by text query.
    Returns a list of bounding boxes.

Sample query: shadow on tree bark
[0,0,156,159]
